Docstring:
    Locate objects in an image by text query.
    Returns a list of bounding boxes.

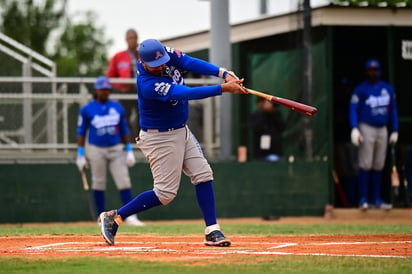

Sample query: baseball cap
[94,76,112,90]
[365,59,380,70]
[138,39,170,67]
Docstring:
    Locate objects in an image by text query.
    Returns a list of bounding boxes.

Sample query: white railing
[0,77,222,162]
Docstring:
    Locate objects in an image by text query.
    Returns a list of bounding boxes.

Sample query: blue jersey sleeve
[77,106,89,137]
[140,77,222,102]
[166,47,220,77]
[349,89,360,128]
[389,88,399,131]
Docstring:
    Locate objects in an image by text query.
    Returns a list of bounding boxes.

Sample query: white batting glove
[389,132,398,144]
[76,156,87,171]
[126,151,136,167]
[351,127,363,146]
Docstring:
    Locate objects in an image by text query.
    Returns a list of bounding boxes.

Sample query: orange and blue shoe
[99,210,121,245]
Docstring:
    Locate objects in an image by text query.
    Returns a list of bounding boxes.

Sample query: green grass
[0,256,411,274]
[0,221,411,273]
[0,222,411,236]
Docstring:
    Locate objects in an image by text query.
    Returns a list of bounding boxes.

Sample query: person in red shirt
[106,28,140,132]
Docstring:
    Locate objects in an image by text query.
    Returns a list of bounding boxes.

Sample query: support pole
[303,0,313,160]
[210,0,232,160]
[22,61,32,146]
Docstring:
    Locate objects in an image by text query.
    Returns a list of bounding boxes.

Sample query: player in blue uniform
[99,39,246,246]
[349,59,399,210]
[76,76,144,226]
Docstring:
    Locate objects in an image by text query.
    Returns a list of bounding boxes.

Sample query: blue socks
[358,169,369,205]
[119,188,133,205]
[93,190,105,215]
[118,190,162,219]
[195,181,217,227]
[116,181,218,225]
[371,170,383,205]
[358,169,384,205]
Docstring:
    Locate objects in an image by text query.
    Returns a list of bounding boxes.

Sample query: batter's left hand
[221,79,247,94]
[126,151,136,167]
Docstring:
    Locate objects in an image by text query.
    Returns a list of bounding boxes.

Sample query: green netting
[249,40,331,159]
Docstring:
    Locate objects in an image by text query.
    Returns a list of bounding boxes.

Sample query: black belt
[141,124,185,133]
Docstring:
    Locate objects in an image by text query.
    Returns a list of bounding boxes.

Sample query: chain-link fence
[0,77,221,163]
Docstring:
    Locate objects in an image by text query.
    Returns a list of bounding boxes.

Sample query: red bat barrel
[246,88,317,117]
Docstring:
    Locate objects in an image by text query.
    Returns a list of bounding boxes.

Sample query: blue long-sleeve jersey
[349,80,399,131]
[137,46,222,130]
[77,100,130,146]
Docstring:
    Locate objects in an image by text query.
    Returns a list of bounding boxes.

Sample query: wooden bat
[332,169,350,207]
[390,144,400,198]
[245,88,318,116]
[80,168,97,221]
[81,168,90,191]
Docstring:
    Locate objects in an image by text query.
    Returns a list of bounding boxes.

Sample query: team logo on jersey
[118,61,129,69]
[164,66,184,85]
[154,82,171,96]
[91,108,121,129]
[165,46,184,58]
[365,93,390,108]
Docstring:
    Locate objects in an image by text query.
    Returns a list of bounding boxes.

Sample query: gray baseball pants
[136,126,213,205]
[358,123,388,171]
[87,144,132,191]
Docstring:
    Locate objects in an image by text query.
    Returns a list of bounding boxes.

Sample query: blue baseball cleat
[100,210,120,245]
[204,230,231,247]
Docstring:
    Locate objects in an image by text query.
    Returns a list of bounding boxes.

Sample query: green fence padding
[0,161,329,223]
[248,38,331,158]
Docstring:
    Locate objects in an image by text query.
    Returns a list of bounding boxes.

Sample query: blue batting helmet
[139,39,170,67]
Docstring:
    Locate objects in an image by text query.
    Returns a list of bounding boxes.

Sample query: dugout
[163,5,412,209]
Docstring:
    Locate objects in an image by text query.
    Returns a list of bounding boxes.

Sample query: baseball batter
[349,59,399,210]
[76,76,143,226]
[100,39,246,246]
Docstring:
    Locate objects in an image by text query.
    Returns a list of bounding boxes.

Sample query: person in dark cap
[349,59,399,211]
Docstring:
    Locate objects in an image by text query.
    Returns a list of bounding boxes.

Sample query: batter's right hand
[221,79,247,94]
[351,127,363,146]
[76,156,87,172]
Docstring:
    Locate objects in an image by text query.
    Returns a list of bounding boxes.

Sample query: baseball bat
[80,168,97,221]
[390,144,400,198]
[81,168,89,191]
[245,88,318,116]
[332,169,350,208]
[400,146,411,207]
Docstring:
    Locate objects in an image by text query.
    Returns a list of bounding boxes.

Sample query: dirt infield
[1,234,411,262]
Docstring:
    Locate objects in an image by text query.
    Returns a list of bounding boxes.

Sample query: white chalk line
[24,240,412,258]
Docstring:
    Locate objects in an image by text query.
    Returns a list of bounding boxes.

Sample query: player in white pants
[76,76,144,226]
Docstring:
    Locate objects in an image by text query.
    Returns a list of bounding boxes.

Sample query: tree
[52,11,112,76]
[0,0,67,55]
[0,0,111,76]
